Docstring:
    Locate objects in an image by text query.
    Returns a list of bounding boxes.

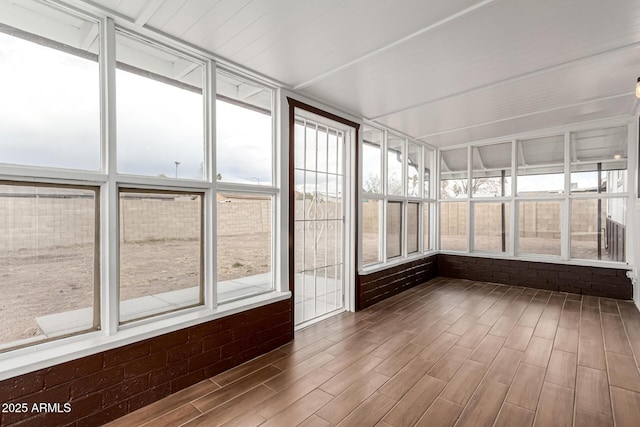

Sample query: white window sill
[0,290,291,381]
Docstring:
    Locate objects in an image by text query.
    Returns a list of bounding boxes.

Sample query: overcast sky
[0,32,272,184]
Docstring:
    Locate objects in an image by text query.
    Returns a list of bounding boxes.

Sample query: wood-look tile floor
[107,278,640,427]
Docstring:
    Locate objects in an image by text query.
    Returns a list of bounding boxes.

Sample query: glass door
[293,116,345,328]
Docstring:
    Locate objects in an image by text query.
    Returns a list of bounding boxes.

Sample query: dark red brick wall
[357,255,438,310]
[438,254,632,299]
[0,299,291,427]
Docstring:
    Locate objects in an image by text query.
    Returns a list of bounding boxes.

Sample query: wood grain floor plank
[504,325,535,352]
[192,366,282,413]
[143,404,201,427]
[606,352,640,392]
[582,295,599,307]
[456,324,491,349]
[601,314,633,355]
[427,345,473,382]
[574,407,613,427]
[183,385,275,427]
[545,350,577,389]
[553,327,578,353]
[505,363,545,411]
[336,392,396,427]
[576,366,611,415]
[440,359,487,406]
[533,318,558,340]
[298,414,332,427]
[316,372,389,425]
[454,380,508,427]
[374,343,425,377]
[414,398,462,427]
[213,349,287,387]
[256,368,335,419]
[610,386,640,427]
[600,298,620,315]
[320,354,383,396]
[533,382,574,427]
[488,315,517,338]
[578,337,606,371]
[378,356,436,400]
[469,334,505,365]
[494,403,534,427]
[219,410,264,427]
[446,315,476,336]
[260,389,333,427]
[523,337,553,368]
[107,380,220,427]
[370,331,417,360]
[419,333,459,362]
[382,375,446,427]
[485,347,523,385]
[267,352,335,391]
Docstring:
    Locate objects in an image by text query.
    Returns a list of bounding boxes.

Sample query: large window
[438,125,628,263]
[0,2,280,357]
[361,125,435,268]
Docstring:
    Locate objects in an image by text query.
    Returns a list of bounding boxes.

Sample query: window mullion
[207,59,216,309]
[101,16,118,336]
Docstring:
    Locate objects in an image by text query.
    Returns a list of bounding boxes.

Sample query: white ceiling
[87,0,640,147]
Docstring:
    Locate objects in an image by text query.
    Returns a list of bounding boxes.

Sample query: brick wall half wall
[438,254,632,300]
[0,300,292,427]
[357,255,438,310]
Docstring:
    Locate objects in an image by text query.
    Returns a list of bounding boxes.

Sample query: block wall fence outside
[0,300,292,427]
[0,196,271,251]
[440,199,609,241]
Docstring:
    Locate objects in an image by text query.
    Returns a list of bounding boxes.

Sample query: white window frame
[437,117,633,269]
[0,4,288,380]
[359,124,437,273]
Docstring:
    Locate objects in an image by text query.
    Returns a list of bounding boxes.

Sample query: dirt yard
[0,233,270,345]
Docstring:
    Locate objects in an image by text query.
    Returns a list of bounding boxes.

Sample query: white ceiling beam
[371,41,640,122]
[415,92,634,140]
[135,0,165,26]
[79,21,99,50]
[292,0,497,90]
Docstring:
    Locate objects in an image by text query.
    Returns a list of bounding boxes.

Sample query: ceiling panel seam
[371,41,640,122]
[415,91,633,140]
[292,0,497,90]
[135,0,164,26]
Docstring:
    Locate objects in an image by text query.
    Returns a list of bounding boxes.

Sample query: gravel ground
[0,233,270,344]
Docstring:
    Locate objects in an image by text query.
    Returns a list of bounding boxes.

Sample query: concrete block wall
[0,195,272,252]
